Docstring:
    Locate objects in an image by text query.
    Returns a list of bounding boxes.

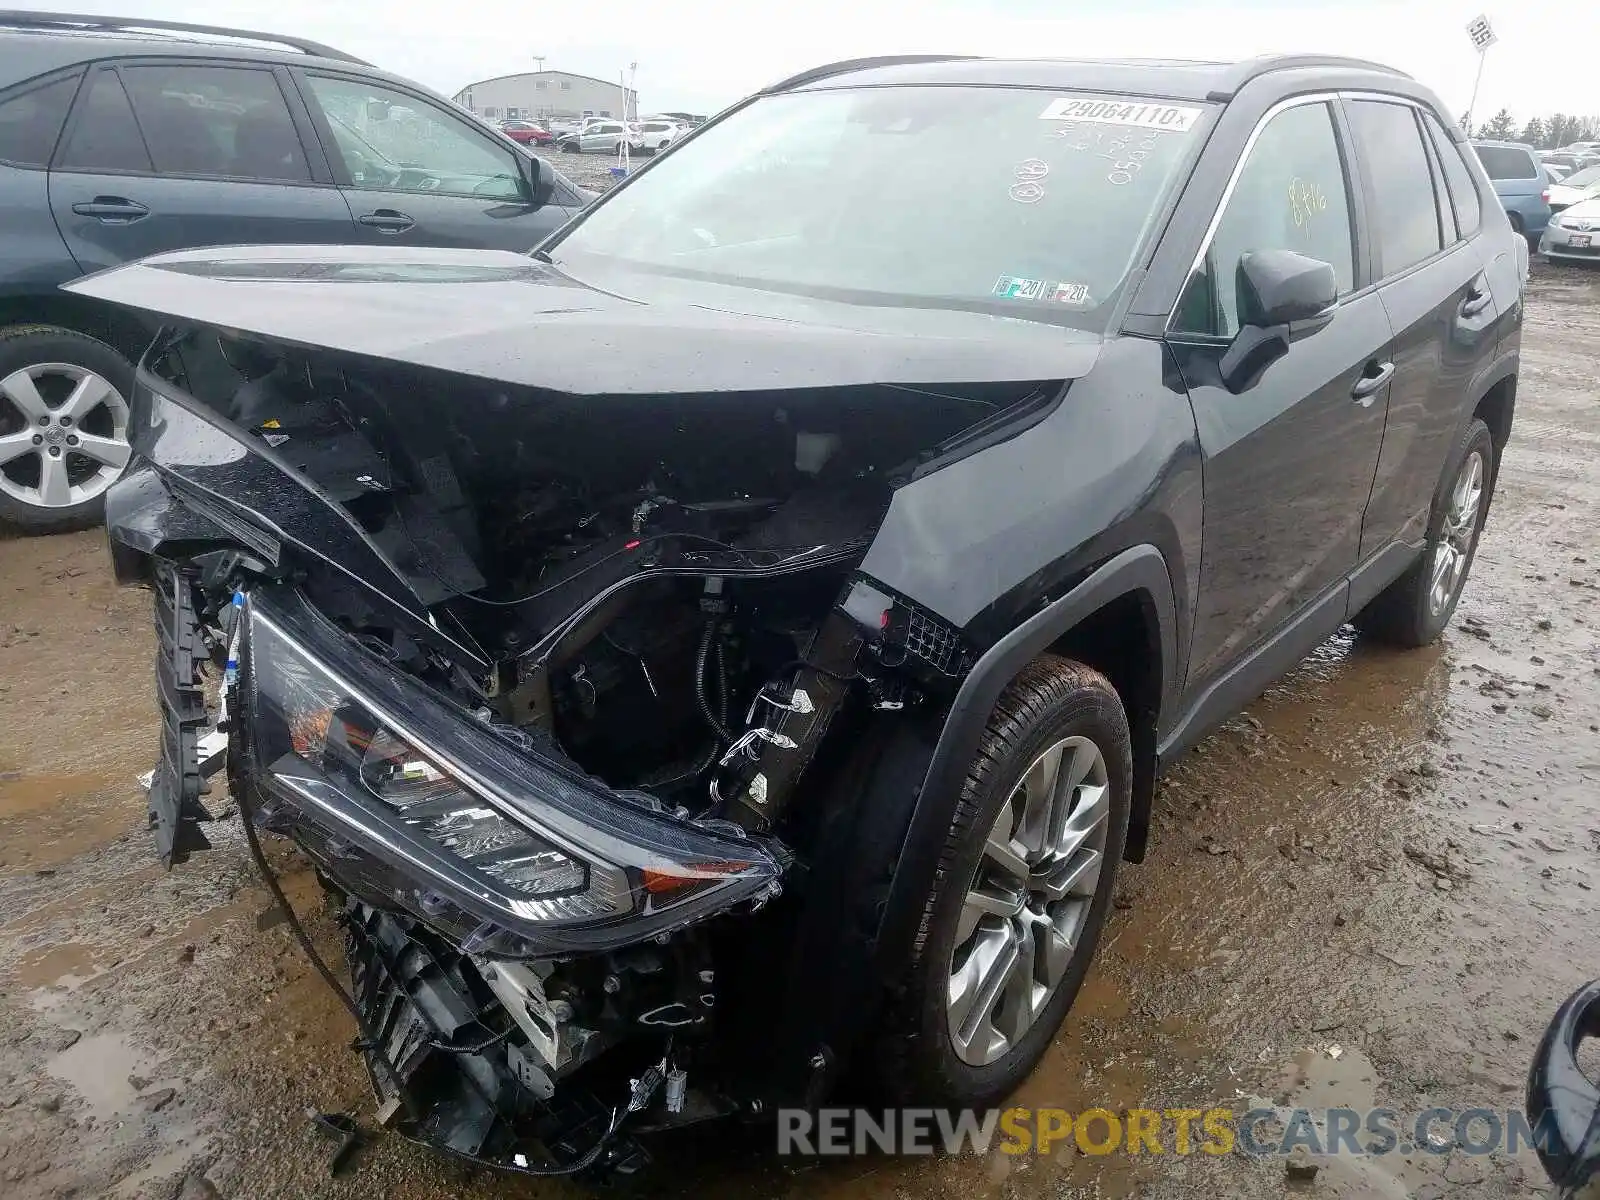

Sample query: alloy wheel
[0,363,130,511]
[946,734,1111,1066]
[1427,448,1485,617]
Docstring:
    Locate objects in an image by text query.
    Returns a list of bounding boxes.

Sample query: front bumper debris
[341,897,647,1176]
[146,567,217,865]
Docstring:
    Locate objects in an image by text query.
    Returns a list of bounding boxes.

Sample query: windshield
[1562,165,1600,189]
[550,85,1209,327]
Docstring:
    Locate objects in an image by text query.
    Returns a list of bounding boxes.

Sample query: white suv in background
[637,118,684,153]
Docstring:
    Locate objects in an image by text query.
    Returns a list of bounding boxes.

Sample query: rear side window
[56,70,152,173]
[1417,121,1457,243]
[1473,145,1537,180]
[1423,114,1481,237]
[1346,100,1442,277]
[119,65,310,182]
[0,74,79,167]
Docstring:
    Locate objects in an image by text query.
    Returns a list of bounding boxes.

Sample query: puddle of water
[16,941,98,988]
[46,1031,153,1119]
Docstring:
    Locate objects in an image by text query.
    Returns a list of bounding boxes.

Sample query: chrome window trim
[1167,91,1343,333]
[1168,89,1442,332]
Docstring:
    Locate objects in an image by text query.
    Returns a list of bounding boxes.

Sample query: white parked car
[1540,194,1600,262]
[1547,164,1600,213]
[636,119,684,153]
[557,120,642,155]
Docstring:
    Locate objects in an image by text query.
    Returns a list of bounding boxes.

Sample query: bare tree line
[1466,109,1600,148]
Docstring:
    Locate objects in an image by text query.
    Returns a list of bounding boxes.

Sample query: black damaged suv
[89,53,1522,1175]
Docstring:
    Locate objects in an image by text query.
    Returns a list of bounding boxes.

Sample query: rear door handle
[1459,283,1492,318]
[356,209,415,234]
[70,196,149,223]
[1352,360,1394,405]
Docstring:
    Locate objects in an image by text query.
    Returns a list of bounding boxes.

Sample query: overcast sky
[44,1,1600,125]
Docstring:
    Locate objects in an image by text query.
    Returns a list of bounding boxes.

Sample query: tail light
[1543,189,1551,203]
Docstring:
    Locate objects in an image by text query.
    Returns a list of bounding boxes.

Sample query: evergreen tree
[1480,108,1515,140]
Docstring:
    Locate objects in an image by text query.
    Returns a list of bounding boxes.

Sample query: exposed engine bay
[124,322,1058,1177]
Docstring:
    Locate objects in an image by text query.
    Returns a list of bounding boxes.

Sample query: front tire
[879,655,1131,1106]
[1356,417,1494,647]
[0,324,134,534]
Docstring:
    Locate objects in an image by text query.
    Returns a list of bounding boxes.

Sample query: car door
[295,71,576,252]
[581,122,622,154]
[47,60,356,274]
[1166,97,1393,692]
[1344,99,1500,569]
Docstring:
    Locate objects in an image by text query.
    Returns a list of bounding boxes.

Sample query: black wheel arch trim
[1526,977,1600,1193]
[1446,350,1516,523]
[873,544,1177,981]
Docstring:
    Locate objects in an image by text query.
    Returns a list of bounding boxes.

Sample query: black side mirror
[519,152,554,208]
[1219,249,1337,393]
[1237,248,1337,327]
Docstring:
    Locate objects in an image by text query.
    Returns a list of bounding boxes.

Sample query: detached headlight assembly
[242,590,780,953]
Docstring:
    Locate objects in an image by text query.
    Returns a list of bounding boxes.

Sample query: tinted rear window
[56,70,152,174]
[119,65,311,182]
[1425,113,1481,236]
[1348,100,1442,275]
[1473,145,1536,179]
[0,74,79,167]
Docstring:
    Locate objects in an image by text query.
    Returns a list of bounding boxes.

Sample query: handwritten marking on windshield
[1009,158,1050,203]
[1289,177,1329,229]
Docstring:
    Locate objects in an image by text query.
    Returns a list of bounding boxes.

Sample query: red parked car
[499,119,554,146]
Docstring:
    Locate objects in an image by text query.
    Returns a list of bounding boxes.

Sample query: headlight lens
[243,590,780,950]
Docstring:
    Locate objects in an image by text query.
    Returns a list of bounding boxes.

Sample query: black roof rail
[0,9,370,65]
[763,54,979,94]
[1209,53,1410,100]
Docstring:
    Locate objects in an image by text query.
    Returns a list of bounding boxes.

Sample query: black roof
[0,9,368,80]
[766,54,1411,103]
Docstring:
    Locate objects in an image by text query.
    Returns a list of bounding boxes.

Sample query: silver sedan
[1540,196,1600,262]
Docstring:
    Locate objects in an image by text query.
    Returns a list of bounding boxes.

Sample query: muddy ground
[1,263,1598,1200]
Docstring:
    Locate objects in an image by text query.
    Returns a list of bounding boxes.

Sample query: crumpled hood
[63,244,1103,394]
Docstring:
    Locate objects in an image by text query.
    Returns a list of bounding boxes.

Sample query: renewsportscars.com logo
[776,1106,1562,1158]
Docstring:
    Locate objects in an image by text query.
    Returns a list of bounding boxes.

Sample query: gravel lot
[539,146,637,194]
[0,262,1597,1199]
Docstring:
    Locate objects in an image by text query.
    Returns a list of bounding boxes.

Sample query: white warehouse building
[453,70,638,125]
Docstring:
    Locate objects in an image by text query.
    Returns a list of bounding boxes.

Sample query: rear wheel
[1356,417,1494,647]
[0,325,134,534]
[878,655,1130,1106]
